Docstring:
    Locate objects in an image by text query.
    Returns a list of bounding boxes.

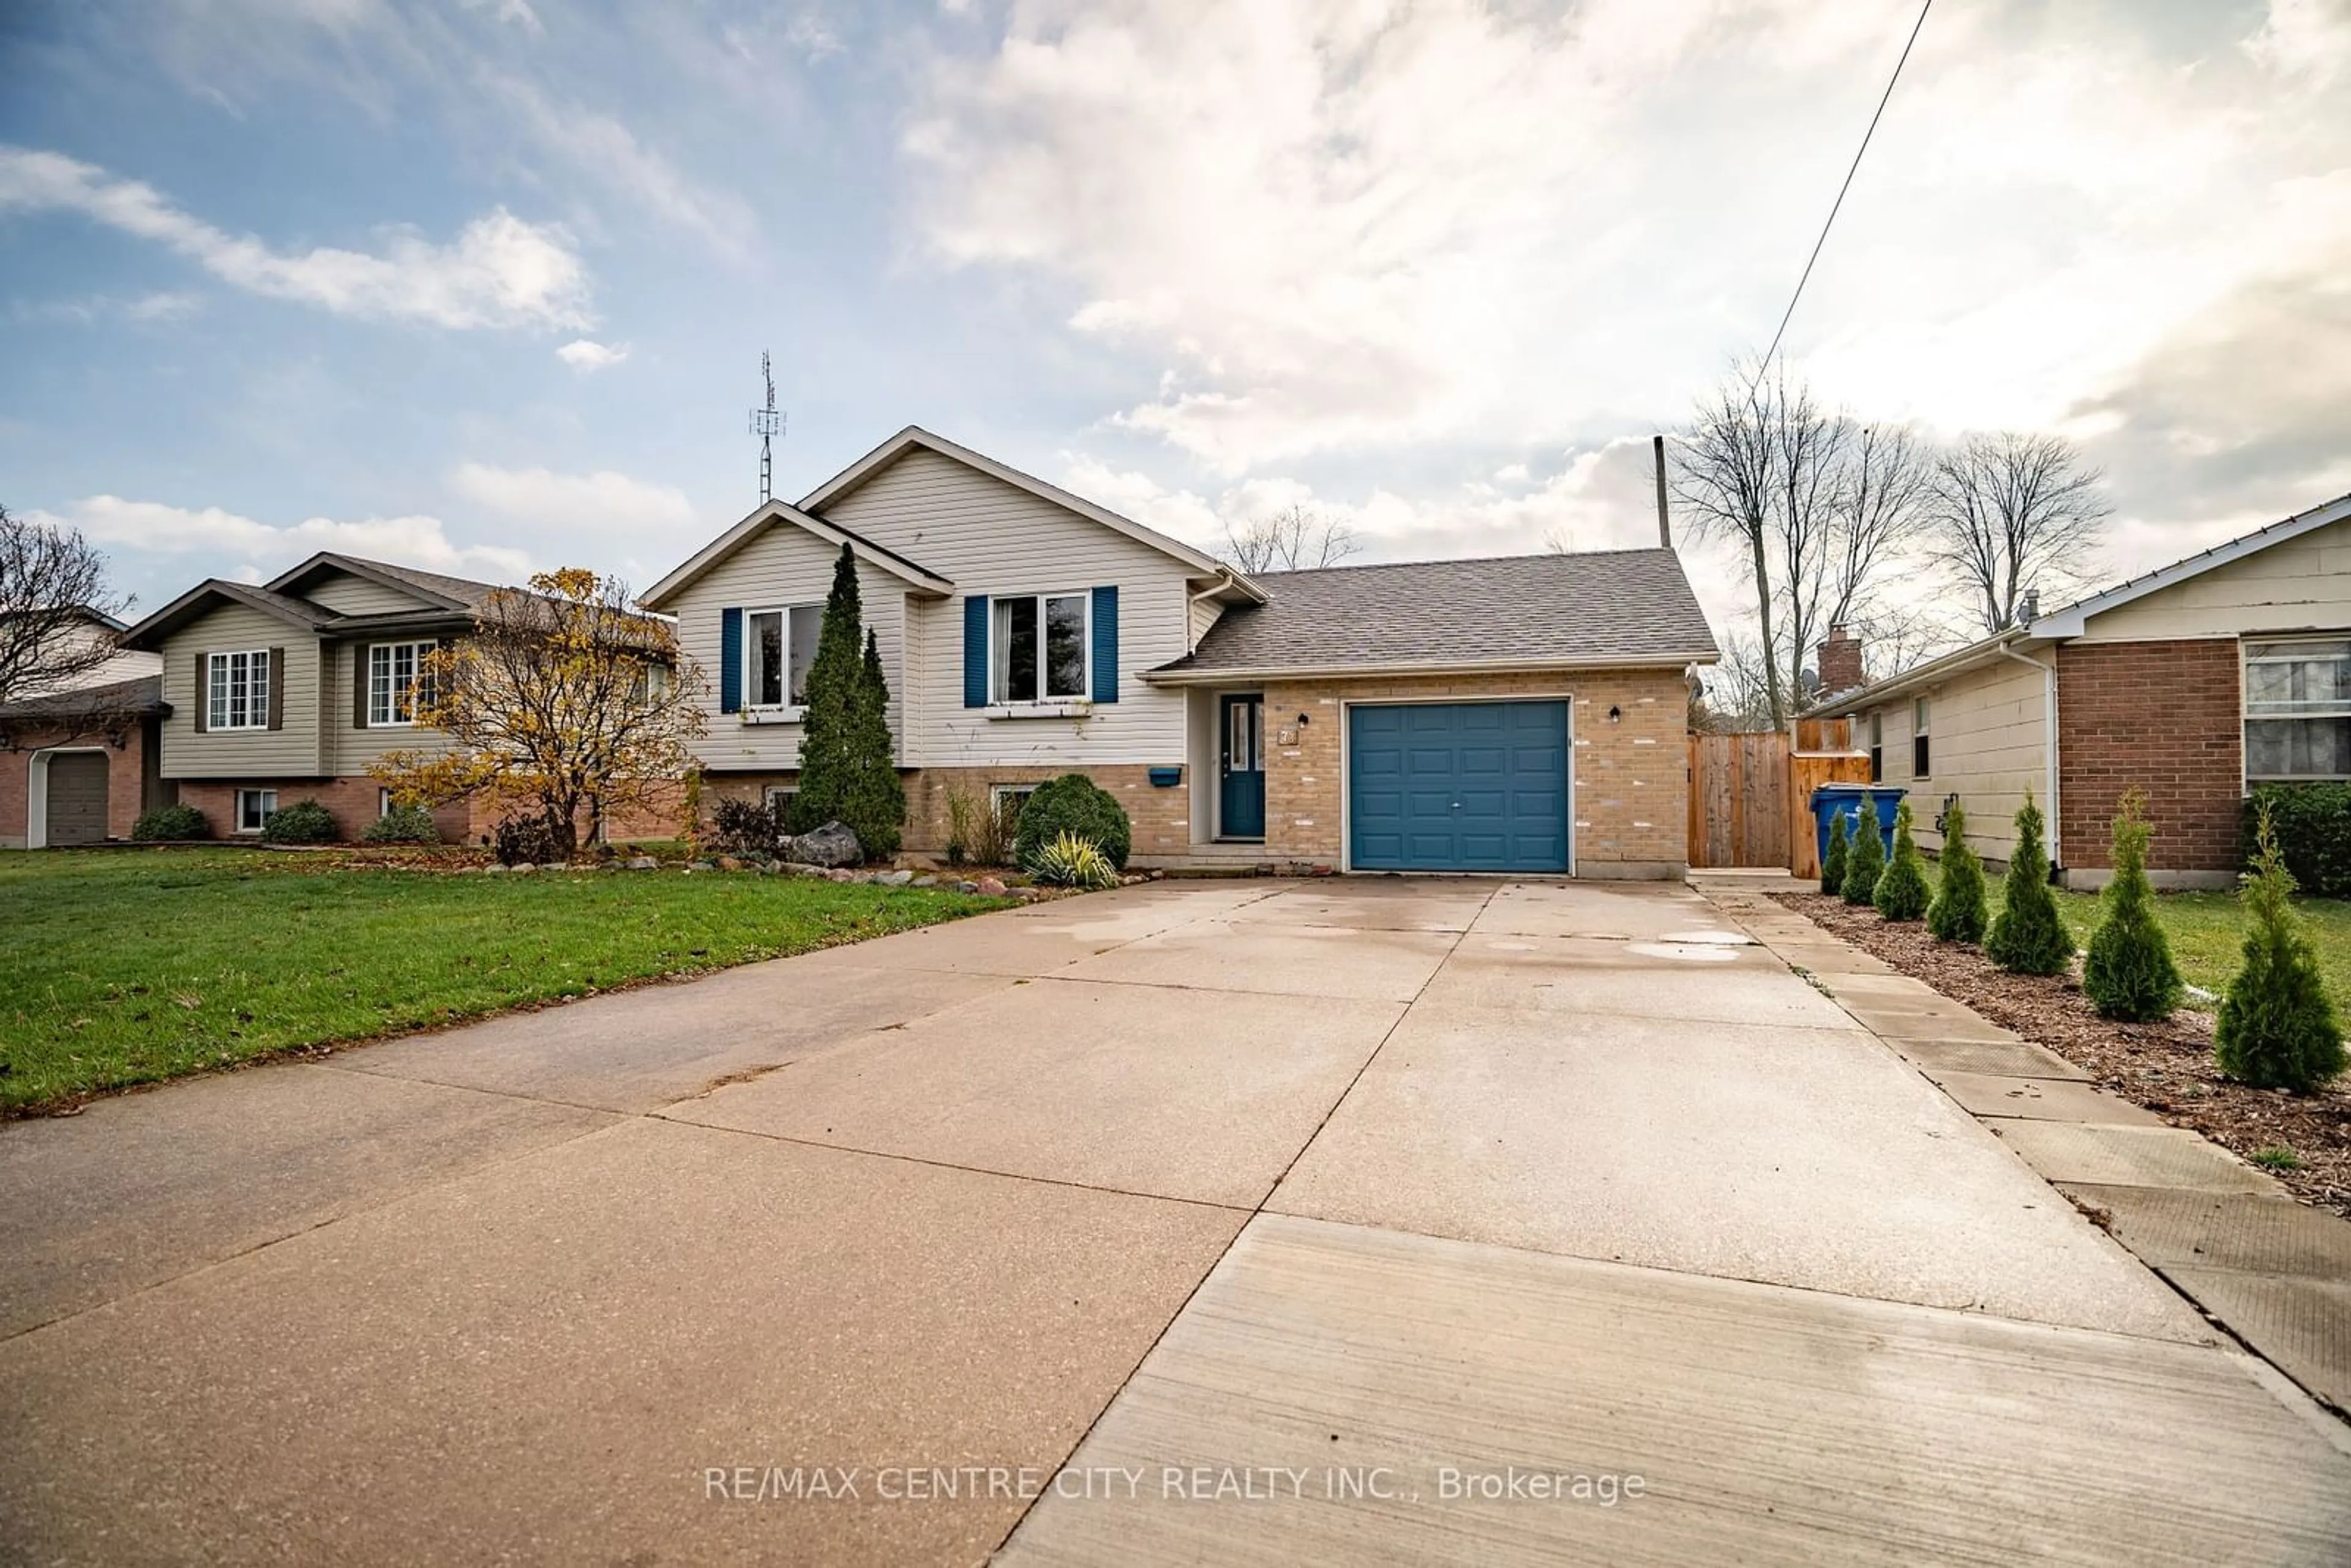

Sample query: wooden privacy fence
[1687,719,1872,876]
[1686,730,1790,869]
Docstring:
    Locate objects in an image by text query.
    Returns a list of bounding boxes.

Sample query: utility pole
[749,352,784,506]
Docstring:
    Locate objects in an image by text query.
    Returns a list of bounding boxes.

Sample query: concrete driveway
[3,877,2345,1565]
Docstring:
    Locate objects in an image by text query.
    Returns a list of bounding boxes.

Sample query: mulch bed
[1773,891,2351,1217]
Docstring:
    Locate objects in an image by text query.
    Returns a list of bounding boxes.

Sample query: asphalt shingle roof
[0,673,167,722]
[1157,549,1717,677]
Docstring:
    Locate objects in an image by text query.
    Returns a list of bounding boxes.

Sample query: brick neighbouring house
[1818,490,2351,888]
[1,609,172,849]
[643,425,1720,876]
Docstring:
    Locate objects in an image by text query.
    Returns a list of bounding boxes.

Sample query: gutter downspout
[1996,639,2060,874]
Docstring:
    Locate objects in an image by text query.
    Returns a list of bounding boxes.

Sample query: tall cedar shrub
[1841,804,1884,906]
[1926,800,1989,943]
[2215,808,2345,1092]
[1874,798,1931,920]
[789,545,904,857]
[1820,810,1850,895]
[1984,793,2074,975]
[2083,790,2183,1021]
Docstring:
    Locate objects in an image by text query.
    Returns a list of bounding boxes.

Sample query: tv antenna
[749,351,784,505]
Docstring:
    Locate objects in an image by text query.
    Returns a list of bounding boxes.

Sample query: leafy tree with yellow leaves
[370,568,706,860]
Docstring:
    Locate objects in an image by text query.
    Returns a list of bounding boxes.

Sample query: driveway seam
[983,881,1502,1560]
[640,1116,1260,1216]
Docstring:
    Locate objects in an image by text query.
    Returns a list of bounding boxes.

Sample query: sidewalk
[1693,868,2351,1417]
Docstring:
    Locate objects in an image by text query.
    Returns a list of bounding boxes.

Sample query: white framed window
[2246,639,2351,781]
[235,788,278,834]
[744,606,823,710]
[1867,711,1884,783]
[763,785,798,823]
[1911,697,1930,779]
[991,784,1038,833]
[367,640,437,727]
[207,650,271,731]
[378,787,395,818]
[992,593,1089,704]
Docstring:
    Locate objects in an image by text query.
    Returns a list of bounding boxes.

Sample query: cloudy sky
[2,0,2347,645]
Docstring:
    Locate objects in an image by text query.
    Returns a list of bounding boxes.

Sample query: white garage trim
[1337,692,1577,877]
[26,746,111,850]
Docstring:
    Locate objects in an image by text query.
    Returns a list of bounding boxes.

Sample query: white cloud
[36,497,533,582]
[2244,0,2351,87]
[0,144,591,329]
[910,0,2351,505]
[555,337,629,372]
[449,462,698,534]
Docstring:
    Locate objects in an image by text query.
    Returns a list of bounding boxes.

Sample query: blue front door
[1349,700,1570,872]
[1219,694,1265,839]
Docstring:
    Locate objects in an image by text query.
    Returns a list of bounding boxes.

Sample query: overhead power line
[1753,0,1933,381]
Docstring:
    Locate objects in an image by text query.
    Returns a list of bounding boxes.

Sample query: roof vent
[2019,588,2040,625]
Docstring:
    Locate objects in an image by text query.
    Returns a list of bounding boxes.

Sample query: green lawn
[1903,859,2351,1000]
[0,848,1009,1112]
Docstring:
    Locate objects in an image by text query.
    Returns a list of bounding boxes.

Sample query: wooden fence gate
[1685,730,1791,869]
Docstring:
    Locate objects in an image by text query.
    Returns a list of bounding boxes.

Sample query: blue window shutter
[719,607,743,713]
[1091,585,1119,703]
[962,595,990,707]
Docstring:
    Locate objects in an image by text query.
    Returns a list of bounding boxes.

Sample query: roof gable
[118,580,334,649]
[637,498,955,610]
[797,426,1262,598]
[266,551,497,612]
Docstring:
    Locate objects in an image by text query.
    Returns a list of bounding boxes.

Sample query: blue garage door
[1349,700,1571,872]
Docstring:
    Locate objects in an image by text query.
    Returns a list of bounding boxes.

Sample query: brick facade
[1259,667,1692,877]
[2055,639,2241,879]
[704,765,1194,863]
[174,777,473,844]
[0,719,163,847]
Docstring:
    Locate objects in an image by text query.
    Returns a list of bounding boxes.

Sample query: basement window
[236,788,278,835]
[2246,639,2351,781]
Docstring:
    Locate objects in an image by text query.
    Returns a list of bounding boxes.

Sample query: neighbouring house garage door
[45,752,110,847]
[1349,700,1570,872]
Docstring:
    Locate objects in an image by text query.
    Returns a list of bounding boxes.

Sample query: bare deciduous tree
[1695,631,1780,733]
[1927,432,2110,634]
[1674,369,1786,721]
[1675,362,1935,725]
[1220,505,1360,574]
[0,504,129,706]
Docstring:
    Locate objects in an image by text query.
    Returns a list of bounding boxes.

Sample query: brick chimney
[1818,624,1864,696]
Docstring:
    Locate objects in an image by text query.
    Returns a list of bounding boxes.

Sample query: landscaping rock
[976,876,1007,897]
[688,860,716,872]
[911,875,939,888]
[877,869,914,887]
[779,820,861,869]
[827,868,855,882]
[780,862,825,877]
[511,863,537,876]
[484,863,509,876]
[716,855,743,872]
[626,857,658,871]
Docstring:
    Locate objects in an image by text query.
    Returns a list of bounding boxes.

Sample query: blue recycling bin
[1810,784,1904,869]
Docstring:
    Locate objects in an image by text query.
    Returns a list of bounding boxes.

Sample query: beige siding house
[1823,491,2351,887]
[646,426,1719,876]
[119,554,511,841]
